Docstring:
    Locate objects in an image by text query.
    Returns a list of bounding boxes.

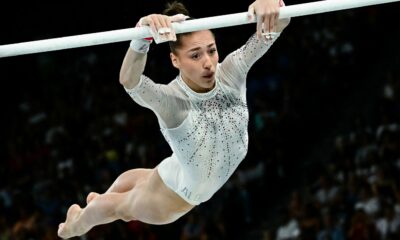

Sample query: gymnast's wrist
[129,18,154,54]
[129,39,152,54]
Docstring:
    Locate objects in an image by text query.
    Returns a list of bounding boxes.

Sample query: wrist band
[129,39,151,54]
[129,18,154,53]
[262,32,280,40]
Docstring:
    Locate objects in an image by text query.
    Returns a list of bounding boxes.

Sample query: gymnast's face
[170,30,219,93]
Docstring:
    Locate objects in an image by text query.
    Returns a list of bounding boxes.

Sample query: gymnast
[58,0,290,238]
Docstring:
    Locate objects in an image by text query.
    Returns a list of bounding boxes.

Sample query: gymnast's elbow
[119,73,140,90]
[119,64,143,89]
[119,50,146,89]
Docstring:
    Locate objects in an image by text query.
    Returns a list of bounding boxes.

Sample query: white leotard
[125,33,280,205]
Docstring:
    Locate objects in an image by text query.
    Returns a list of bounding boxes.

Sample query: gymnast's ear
[170,52,179,69]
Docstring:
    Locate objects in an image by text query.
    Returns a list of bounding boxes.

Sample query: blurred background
[0,0,399,239]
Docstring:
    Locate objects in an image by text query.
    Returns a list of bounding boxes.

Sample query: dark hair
[163,1,189,16]
[163,1,214,54]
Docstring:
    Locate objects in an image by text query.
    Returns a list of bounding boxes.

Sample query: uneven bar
[0,0,398,57]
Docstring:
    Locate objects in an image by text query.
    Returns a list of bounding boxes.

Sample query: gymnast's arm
[119,14,187,89]
[218,0,290,91]
[118,36,173,124]
[119,41,148,90]
[119,15,158,90]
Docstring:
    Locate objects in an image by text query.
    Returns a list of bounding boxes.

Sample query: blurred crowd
[272,72,400,240]
[1,1,399,239]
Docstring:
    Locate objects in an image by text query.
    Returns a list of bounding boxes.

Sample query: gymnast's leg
[58,168,194,239]
[86,168,152,204]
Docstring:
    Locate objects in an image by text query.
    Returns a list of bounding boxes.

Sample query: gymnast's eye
[191,52,201,60]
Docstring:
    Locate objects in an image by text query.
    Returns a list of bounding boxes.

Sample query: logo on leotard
[181,187,201,202]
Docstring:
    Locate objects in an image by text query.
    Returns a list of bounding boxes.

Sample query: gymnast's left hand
[247,0,291,39]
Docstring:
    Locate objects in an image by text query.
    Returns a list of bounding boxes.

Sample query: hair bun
[163,1,190,16]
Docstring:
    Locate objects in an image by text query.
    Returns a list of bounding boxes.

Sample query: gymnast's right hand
[137,14,189,43]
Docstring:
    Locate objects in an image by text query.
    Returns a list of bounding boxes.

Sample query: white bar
[0,0,398,58]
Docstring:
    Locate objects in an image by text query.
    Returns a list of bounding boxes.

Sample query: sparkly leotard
[125,33,280,205]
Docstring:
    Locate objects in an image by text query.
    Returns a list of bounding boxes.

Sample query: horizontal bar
[0,0,398,58]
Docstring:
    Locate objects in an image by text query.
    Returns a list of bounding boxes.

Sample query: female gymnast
[58,0,290,238]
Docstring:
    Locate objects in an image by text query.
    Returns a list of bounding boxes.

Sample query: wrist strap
[129,18,154,53]
[129,39,151,54]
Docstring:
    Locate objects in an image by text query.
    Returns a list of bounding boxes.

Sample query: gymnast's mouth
[202,72,214,79]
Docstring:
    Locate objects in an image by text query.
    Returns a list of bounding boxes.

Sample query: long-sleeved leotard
[125,33,280,205]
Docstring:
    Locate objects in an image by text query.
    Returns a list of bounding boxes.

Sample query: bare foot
[58,204,87,239]
[86,192,100,205]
